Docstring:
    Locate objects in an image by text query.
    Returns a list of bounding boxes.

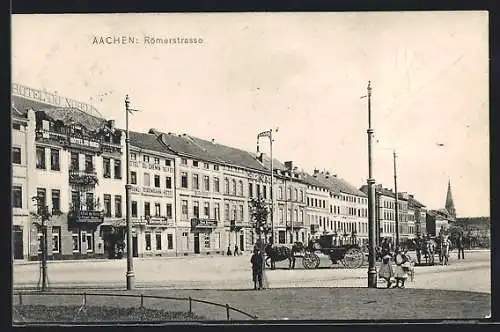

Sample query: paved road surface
[13,250,490,293]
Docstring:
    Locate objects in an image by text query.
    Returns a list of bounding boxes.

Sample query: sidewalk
[13,253,238,266]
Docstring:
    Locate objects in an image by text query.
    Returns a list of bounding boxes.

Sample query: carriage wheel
[342,248,364,269]
[303,253,320,269]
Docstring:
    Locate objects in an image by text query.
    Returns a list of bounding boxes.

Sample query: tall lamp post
[257,128,278,244]
[393,150,400,247]
[362,81,378,288]
[125,95,139,290]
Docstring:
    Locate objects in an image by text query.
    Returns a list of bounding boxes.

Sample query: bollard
[188,297,192,314]
[140,294,144,308]
[19,293,22,306]
[226,304,230,320]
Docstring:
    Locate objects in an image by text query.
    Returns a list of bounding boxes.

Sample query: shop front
[190,218,224,255]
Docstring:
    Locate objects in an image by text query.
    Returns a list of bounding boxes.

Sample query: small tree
[249,194,270,246]
[30,198,51,291]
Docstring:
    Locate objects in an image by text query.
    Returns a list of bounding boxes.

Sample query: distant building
[453,217,490,248]
[445,180,457,219]
[426,209,455,236]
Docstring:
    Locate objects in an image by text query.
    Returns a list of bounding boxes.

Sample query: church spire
[445,179,456,219]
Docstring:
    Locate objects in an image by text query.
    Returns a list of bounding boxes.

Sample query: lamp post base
[367,268,378,288]
[126,272,135,290]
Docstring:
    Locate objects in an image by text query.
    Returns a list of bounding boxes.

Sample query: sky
[12,12,489,217]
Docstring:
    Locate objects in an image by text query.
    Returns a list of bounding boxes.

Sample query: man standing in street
[251,247,263,290]
[457,233,465,260]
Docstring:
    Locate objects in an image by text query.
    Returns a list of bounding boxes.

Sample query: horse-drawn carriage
[264,234,365,270]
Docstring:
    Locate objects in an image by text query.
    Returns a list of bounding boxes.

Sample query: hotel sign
[12,83,100,116]
[69,136,100,149]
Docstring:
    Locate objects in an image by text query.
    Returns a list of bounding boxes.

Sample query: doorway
[132,235,138,257]
[194,233,200,254]
[13,228,23,259]
[239,233,244,252]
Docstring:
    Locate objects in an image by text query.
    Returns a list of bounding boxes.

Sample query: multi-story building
[426,209,454,236]
[315,171,368,245]
[361,184,427,244]
[12,89,125,261]
[271,161,308,245]
[407,194,427,236]
[128,131,177,257]
[300,170,330,242]
[12,102,30,260]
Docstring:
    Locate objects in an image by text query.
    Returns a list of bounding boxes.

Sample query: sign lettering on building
[70,136,100,149]
[12,83,101,116]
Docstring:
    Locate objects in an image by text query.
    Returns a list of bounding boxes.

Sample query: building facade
[314,171,368,245]
[12,93,125,261]
[128,131,177,257]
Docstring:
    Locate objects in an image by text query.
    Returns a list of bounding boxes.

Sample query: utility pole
[270,129,274,245]
[125,95,135,290]
[364,81,377,288]
[393,150,399,247]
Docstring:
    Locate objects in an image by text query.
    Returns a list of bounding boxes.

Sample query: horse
[264,242,304,270]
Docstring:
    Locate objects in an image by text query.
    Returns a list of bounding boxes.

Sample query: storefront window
[156,232,162,250]
[86,232,94,252]
[145,233,151,251]
[167,233,173,249]
[72,231,79,252]
[52,227,61,253]
[204,233,211,248]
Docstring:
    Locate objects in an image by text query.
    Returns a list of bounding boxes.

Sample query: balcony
[69,168,99,187]
[68,209,104,225]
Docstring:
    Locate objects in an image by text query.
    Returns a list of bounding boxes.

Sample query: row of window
[381,210,408,222]
[178,157,219,171]
[38,228,94,254]
[277,207,305,223]
[35,147,61,171]
[131,172,173,189]
[130,152,172,167]
[131,201,173,219]
[382,200,407,210]
[144,232,174,251]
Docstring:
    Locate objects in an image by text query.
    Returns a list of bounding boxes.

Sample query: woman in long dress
[393,247,409,288]
[378,253,394,288]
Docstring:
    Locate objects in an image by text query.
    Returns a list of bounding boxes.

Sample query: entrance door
[239,233,244,252]
[132,235,138,257]
[194,233,200,254]
[13,229,23,259]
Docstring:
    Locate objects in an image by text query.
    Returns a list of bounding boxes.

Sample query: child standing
[378,253,394,288]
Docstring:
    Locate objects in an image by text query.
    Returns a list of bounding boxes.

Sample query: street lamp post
[364,81,378,288]
[257,129,277,244]
[393,150,400,247]
[125,95,135,290]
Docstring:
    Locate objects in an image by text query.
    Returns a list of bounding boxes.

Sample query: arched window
[231,179,237,195]
[224,178,229,194]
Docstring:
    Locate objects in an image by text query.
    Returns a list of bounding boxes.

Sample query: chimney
[284,161,293,171]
